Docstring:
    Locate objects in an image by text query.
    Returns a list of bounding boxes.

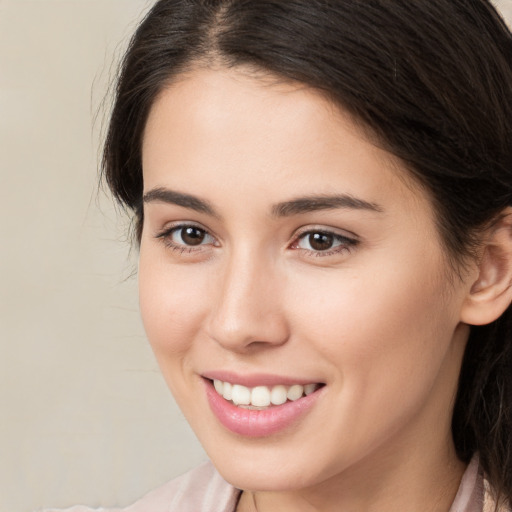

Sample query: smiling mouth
[210,379,324,410]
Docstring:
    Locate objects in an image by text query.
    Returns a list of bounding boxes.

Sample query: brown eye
[179,226,207,246]
[307,232,335,251]
[156,224,216,252]
[294,229,357,255]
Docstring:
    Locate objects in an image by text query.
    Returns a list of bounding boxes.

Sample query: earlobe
[461,208,512,326]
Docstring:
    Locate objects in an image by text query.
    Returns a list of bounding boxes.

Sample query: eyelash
[156,223,217,254]
[155,223,359,258]
[291,228,359,257]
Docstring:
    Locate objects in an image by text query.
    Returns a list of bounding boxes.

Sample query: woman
[48,1,512,510]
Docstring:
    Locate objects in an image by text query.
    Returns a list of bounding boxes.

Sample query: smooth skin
[139,67,512,512]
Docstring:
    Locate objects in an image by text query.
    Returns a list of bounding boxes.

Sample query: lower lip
[204,379,323,437]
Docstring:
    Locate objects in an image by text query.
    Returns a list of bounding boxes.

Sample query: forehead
[142,67,430,218]
[143,67,342,162]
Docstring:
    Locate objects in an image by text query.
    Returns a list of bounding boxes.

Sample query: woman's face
[140,68,471,491]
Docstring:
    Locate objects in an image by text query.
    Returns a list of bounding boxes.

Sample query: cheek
[138,248,210,358]
[289,254,458,402]
[281,263,460,463]
[292,261,448,342]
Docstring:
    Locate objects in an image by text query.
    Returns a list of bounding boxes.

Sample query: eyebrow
[143,187,383,218]
[271,194,383,217]
[143,187,219,218]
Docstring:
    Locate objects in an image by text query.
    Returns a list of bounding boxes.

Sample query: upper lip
[201,370,323,388]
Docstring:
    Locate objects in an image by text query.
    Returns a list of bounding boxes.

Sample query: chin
[212,456,319,492]
[196,430,338,492]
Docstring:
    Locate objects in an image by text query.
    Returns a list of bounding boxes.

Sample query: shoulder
[483,476,512,512]
[36,461,240,512]
[125,460,240,512]
[450,455,512,512]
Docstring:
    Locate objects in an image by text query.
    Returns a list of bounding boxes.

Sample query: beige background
[1,1,511,511]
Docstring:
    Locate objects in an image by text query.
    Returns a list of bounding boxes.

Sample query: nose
[206,248,290,352]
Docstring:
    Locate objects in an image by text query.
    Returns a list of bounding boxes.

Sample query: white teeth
[270,385,288,405]
[304,383,317,396]
[214,379,224,395]
[231,384,251,405]
[287,384,304,401]
[251,386,271,407]
[222,381,233,401]
[212,379,321,407]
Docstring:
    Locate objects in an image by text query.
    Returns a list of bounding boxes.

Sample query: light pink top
[37,456,508,512]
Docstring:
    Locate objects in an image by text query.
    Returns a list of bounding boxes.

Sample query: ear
[461,208,512,326]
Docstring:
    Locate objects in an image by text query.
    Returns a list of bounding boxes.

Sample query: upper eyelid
[155,221,212,237]
[154,222,359,246]
[293,225,359,241]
